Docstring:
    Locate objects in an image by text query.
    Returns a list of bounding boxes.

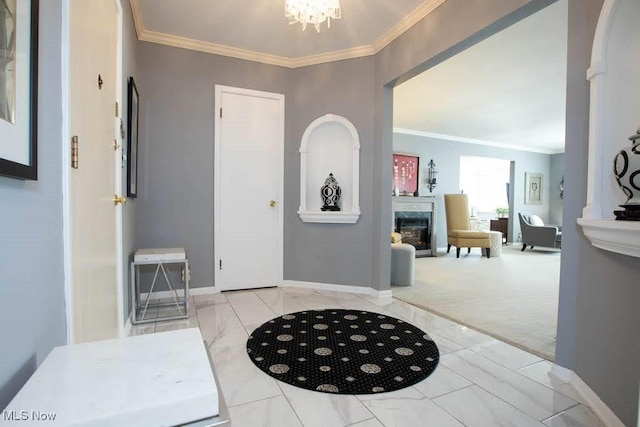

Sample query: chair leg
[486,248,491,258]
[467,248,471,254]
[447,244,451,253]
[521,243,527,252]
[456,247,460,258]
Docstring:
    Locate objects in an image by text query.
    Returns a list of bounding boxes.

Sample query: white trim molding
[581,0,617,220]
[577,218,640,258]
[393,128,562,155]
[550,365,625,427]
[297,211,361,224]
[578,0,640,258]
[371,0,447,53]
[282,280,392,299]
[128,0,447,68]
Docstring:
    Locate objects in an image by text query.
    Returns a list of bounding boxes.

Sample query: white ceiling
[132,0,567,153]
[393,0,568,154]
[132,0,443,67]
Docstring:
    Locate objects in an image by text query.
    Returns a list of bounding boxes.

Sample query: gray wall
[285,58,376,287]
[549,153,564,225]
[136,46,377,289]
[135,1,555,293]
[121,0,137,322]
[135,42,293,289]
[556,0,640,425]
[0,0,67,409]
[394,133,552,248]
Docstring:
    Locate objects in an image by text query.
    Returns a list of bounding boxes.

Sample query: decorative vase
[321,173,341,211]
[613,126,640,220]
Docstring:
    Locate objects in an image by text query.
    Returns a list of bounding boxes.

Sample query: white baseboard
[282,280,392,299]
[190,286,216,296]
[549,363,573,383]
[550,365,624,427]
[139,286,216,300]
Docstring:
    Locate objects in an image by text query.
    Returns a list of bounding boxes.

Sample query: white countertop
[3,329,219,426]
[134,248,186,262]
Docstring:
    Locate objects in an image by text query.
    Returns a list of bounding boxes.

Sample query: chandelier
[284,0,342,32]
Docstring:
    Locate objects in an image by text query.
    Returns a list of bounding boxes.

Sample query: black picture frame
[0,0,39,180]
[127,77,139,197]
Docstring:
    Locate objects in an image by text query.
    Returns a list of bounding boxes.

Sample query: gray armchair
[518,213,562,251]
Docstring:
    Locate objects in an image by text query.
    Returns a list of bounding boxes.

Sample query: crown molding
[129,0,448,68]
[139,30,296,67]
[288,45,375,68]
[371,0,447,53]
[393,128,564,155]
[129,0,144,39]
[139,30,376,68]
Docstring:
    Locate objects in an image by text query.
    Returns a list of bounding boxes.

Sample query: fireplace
[395,213,432,257]
[393,197,437,257]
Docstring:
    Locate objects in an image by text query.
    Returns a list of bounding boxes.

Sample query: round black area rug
[246,309,439,394]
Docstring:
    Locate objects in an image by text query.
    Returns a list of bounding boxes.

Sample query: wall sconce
[427,159,438,193]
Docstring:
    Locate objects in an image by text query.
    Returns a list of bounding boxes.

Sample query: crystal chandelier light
[284,0,342,32]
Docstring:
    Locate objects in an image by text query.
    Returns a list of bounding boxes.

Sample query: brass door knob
[113,195,127,206]
[269,200,277,207]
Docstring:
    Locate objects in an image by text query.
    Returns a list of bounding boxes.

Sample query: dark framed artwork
[0,0,38,180]
[127,77,139,197]
[392,153,420,196]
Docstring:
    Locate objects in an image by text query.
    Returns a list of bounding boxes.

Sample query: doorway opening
[389,0,567,360]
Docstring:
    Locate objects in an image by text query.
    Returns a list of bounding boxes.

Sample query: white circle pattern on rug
[247,309,439,395]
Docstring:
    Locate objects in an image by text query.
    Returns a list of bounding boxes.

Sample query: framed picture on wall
[525,172,543,205]
[0,0,39,180]
[127,77,139,197]
[393,153,420,196]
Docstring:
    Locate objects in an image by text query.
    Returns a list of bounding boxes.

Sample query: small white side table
[482,231,503,258]
[131,248,189,324]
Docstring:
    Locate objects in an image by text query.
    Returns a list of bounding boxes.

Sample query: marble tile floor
[130,287,604,427]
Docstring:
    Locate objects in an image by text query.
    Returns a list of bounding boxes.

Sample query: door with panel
[69,0,123,342]
[214,86,284,292]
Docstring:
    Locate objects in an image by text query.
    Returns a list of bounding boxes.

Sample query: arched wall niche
[298,114,361,223]
[577,0,640,257]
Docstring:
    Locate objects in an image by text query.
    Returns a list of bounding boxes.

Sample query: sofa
[518,213,562,251]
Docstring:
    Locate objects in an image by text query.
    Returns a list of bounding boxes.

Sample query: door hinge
[115,102,119,117]
[219,259,222,270]
[71,136,79,169]
[219,108,222,118]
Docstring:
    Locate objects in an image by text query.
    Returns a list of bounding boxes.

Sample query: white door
[214,86,284,291]
[69,0,122,342]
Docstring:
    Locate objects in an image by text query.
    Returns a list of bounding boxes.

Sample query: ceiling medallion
[284,0,342,32]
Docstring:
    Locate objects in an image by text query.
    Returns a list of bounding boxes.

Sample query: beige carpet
[393,245,560,360]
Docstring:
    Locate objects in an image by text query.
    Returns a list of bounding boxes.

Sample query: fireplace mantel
[393,196,437,257]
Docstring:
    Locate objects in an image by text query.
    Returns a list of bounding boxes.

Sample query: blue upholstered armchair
[518,213,562,251]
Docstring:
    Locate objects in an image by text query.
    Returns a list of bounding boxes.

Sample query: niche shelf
[577,0,640,258]
[298,114,361,223]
